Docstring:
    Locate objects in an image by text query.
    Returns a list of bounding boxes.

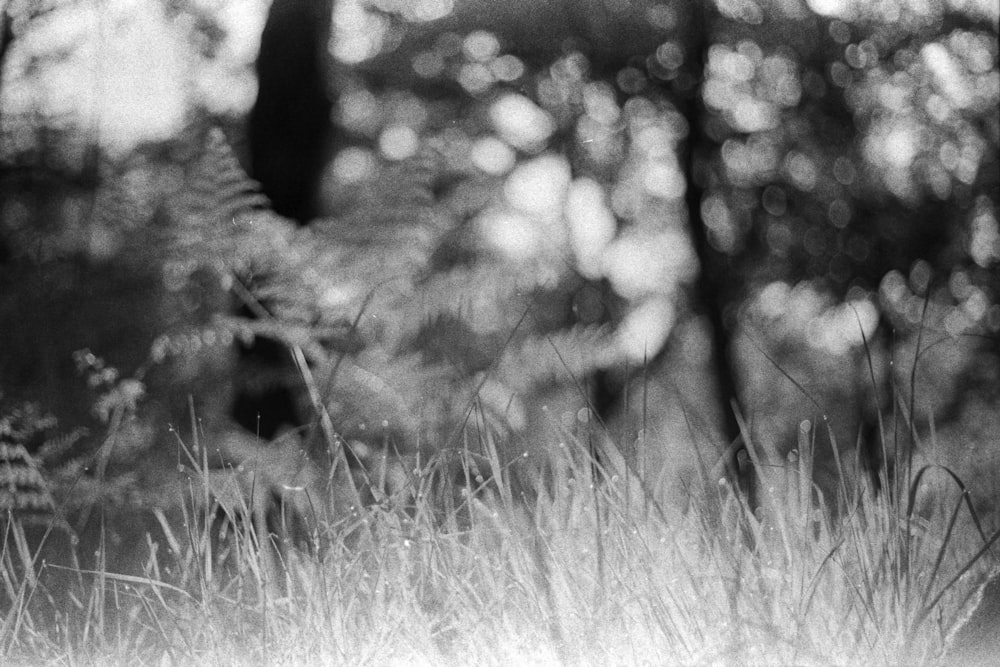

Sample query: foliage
[0,404,63,525]
[0,0,998,661]
[317,0,1000,508]
[171,127,636,480]
[708,1,1000,464]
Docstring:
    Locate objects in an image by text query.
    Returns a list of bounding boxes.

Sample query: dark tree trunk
[235,0,336,437]
[673,3,743,449]
[665,3,753,506]
[0,8,11,86]
[0,7,12,263]
[249,0,334,223]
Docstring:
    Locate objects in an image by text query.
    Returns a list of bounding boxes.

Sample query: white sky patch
[616,298,675,362]
[95,5,189,156]
[565,178,617,279]
[3,1,190,157]
[490,94,556,152]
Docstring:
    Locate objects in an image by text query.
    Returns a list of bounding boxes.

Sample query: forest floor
[2,416,998,666]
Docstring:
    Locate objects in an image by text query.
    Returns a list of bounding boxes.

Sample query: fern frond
[496,325,619,394]
[34,427,87,466]
[181,128,270,226]
[0,441,60,526]
[399,260,553,338]
[87,177,149,258]
[318,351,436,444]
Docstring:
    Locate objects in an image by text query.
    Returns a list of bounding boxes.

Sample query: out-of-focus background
[0,0,997,529]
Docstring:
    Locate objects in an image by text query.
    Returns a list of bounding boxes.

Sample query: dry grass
[2,405,998,666]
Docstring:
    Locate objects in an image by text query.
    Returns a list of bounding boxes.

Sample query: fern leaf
[182,128,270,226]
[496,325,619,394]
[0,441,60,526]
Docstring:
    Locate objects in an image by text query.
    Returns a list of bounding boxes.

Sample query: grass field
[3,409,998,666]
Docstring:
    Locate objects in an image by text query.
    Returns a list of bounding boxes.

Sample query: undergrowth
[1,132,996,665]
[2,400,998,666]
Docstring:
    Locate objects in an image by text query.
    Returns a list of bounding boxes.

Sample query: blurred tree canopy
[0,0,997,507]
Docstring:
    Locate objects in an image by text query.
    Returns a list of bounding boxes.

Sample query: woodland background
[0,0,998,567]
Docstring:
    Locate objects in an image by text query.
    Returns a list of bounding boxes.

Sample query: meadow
[1,2,997,664]
[3,396,997,666]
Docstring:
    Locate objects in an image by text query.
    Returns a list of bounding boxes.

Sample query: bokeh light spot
[378,125,420,160]
[565,178,617,279]
[476,208,541,261]
[504,154,572,224]
[329,147,377,184]
[470,136,516,175]
[491,54,525,81]
[617,298,675,362]
[463,30,500,62]
[489,94,556,152]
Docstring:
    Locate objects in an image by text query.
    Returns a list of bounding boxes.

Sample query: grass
[2,402,999,666]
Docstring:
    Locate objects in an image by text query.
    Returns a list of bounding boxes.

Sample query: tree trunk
[672,2,746,480]
[250,0,335,223]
